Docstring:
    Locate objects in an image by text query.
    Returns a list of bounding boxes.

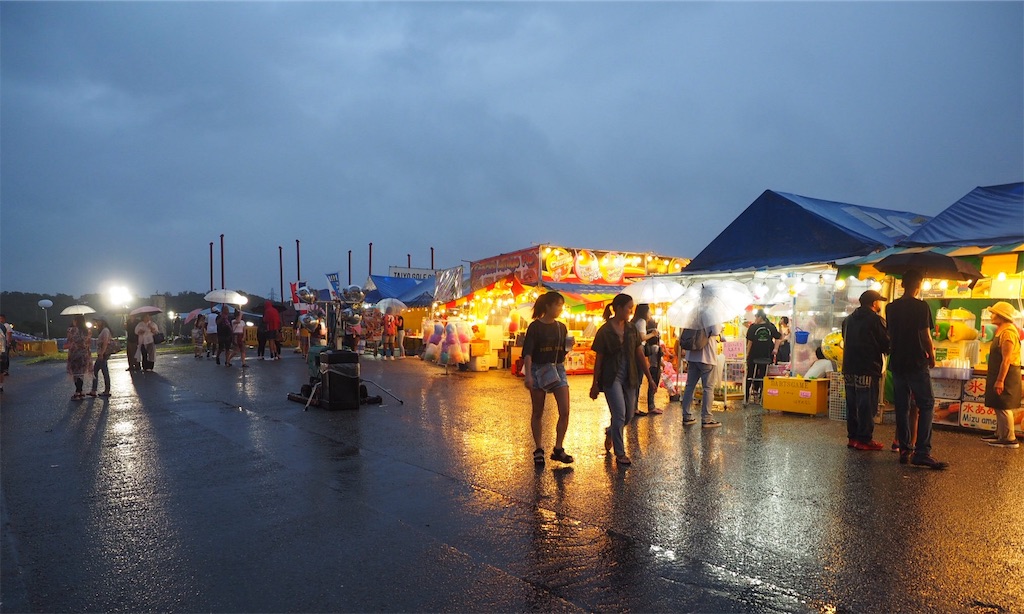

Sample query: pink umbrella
[183,308,204,324]
[129,305,162,316]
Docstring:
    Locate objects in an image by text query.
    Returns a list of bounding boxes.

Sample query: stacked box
[828,371,846,421]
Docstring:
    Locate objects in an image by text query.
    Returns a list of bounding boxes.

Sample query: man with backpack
[677,322,723,428]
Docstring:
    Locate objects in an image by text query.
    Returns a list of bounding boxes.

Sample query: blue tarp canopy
[396,278,435,307]
[363,275,422,304]
[684,190,930,273]
[898,183,1023,247]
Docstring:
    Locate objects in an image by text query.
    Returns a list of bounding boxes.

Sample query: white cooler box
[468,355,490,371]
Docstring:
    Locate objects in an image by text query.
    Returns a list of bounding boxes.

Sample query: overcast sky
[2,1,1021,300]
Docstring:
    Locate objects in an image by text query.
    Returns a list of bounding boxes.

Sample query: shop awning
[899,183,1024,247]
[363,275,422,303]
[684,190,930,273]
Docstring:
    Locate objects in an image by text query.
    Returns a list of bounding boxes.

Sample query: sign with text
[959,401,997,431]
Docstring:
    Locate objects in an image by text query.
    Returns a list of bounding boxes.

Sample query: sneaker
[986,439,1020,449]
[899,450,911,465]
[980,434,1000,443]
[891,440,899,452]
[683,417,698,426]
[847,438,856,448]
[853,440,884,451]
[702,420,722,429]
[910,455,949,469]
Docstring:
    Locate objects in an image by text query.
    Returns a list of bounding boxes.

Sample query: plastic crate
[828,372,846,421]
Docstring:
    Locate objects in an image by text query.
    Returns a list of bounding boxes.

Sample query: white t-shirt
[206,314,219,334]
[804,359,835,379]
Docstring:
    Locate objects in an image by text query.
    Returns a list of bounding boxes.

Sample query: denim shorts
[531,362,568,392]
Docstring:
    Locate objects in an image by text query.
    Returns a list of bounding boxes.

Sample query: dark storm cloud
[2,2,1021,299]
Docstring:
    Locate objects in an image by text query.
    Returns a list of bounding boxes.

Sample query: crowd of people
[521,275,1021,469]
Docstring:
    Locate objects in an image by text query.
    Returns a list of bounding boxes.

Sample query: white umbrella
[622,278,686,304]
[204,289,249,305]
[667,280,753,329]
[60,305,96,316]
[375,298,407,314]
[129,305,162,316]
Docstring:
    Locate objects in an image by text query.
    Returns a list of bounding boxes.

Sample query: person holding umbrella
[134,313,159,372]
[65,314,92,400]
[887,270,947,469]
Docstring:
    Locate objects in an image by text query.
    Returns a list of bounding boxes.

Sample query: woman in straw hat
[982,301,1022,448]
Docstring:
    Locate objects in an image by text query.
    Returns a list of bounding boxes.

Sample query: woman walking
[66,314,92,400]
[134,313,159,372]
[590,294,656,466]
[226,309,248,368]
[522,291,573,465]
[983,301,1021,448]
[192,315,206,358]
[88,317,113,397]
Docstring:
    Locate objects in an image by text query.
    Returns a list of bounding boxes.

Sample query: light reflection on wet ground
[2,352,1022,612]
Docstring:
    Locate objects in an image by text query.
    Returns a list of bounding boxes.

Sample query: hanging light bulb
[922,280,932,291]
[939,280,949,290]
[871,280,883,291]
[997,271,1008,281]
[835,278,847,290]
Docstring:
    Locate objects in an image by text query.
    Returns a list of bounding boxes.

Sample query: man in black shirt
[745,310,780,404]
[842,290,890,451]
[887,270,947,469]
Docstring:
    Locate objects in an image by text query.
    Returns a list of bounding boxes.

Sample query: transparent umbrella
[204,289,249,305]
[667,280,753,329]
[375,298,407,315]
[622,279,686,304]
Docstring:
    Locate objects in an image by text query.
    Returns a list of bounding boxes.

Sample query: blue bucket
[795,329,810,344]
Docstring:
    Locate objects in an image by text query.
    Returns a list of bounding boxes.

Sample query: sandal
[649,407,664,415]
[616,455,632,466]
[533,448,545,465]
[550,448,574,464]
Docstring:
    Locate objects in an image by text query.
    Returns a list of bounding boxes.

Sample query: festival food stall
[842,182,1024,432]
[418,246,688,373]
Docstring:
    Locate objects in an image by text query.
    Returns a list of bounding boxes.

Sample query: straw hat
[989,301,1018,323]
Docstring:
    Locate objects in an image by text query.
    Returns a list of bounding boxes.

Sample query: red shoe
[853,440,884,451]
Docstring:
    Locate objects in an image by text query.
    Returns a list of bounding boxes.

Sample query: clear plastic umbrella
[204,289,249,305]
[622,279,686,304]
[129,305,162,316]
[667,280,753,329]
[375,298,407,315]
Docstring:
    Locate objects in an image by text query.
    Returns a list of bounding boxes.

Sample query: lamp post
[37,299,52,338]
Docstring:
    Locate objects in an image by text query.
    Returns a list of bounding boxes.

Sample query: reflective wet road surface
[2,352,1022,612]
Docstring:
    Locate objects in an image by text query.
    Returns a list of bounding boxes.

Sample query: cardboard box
[762,377,829,415]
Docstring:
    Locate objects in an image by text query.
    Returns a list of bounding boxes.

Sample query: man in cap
[841,290,890,451]
[887,270,947,469]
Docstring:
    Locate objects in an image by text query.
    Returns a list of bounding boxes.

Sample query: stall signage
[933,399,961,426]
[964,377,986,401]
[931,378,963,400]
[470,247,541,290]
[959,401,997,431]
[539,245,688,286]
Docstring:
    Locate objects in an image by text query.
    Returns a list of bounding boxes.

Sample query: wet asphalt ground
[1,350,1022,613]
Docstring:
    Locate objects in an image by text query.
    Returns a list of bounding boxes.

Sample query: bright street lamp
[37,299,53,339]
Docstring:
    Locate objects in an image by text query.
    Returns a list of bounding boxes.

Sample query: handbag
[153,332,166,345]
[535,363,562,391]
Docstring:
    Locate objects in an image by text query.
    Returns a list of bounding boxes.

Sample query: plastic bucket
[795,329,810,344]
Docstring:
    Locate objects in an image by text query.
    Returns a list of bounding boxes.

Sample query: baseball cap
[859,290,887,307]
